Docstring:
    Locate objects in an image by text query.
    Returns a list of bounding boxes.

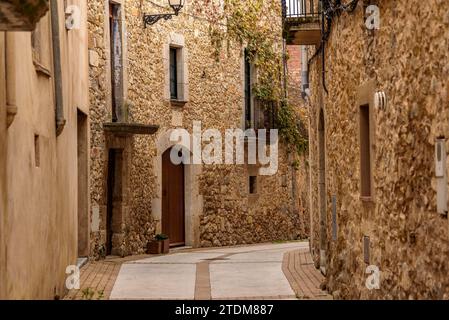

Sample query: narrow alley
[1,0,449,307]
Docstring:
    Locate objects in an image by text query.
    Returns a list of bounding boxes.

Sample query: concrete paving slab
[110,263,196,300]
[219,250,286,263]
[210,262,296,299]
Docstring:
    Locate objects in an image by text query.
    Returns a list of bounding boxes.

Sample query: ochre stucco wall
[0,0,89,299]
[0,32,7,299]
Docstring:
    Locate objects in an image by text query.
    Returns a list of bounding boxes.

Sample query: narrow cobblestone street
[65,242,330,300]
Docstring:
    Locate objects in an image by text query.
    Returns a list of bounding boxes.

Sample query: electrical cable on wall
[307,0,360,94]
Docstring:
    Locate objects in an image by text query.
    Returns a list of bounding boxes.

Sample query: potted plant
[147,234,170,254]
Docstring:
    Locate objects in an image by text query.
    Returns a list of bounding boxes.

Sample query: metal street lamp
[143,0,185,27]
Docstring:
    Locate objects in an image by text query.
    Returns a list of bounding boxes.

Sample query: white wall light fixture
[374,91,387,111]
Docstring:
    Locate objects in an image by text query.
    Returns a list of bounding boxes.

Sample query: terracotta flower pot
[161,239,170,254]
[147,239,170,254]
[147,241,161,254]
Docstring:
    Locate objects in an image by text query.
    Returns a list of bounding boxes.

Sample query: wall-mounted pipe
[50,0,66,136]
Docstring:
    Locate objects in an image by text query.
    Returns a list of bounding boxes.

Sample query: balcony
[0,0,49,31]
[282,0,322,45]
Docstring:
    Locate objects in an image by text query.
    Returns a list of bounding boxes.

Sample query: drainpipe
[301,45,310,100]
[308,102,314,256]
[50,0,66,136]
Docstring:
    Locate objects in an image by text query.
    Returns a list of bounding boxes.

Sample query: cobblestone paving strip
[194,253,235,300]
[282,249,332,300]
[194,261,212,300]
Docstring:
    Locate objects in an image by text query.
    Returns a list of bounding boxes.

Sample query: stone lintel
[103,122,159,136]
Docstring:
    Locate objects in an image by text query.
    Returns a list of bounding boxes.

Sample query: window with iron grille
[109,2,124,122]
[244,49,252,129]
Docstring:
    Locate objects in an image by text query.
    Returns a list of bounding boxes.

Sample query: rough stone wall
[308,0,449,299]
[88,0,109,258]
[287,45,302,103]
[88,0,306,258]
[199,145,304,247]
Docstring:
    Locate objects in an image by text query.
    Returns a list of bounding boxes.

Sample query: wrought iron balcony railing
[282,0,321,20]
[282,0,322,45]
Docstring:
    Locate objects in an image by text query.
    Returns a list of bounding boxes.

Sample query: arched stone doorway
[152,129,202,248]
[318,108,327,274]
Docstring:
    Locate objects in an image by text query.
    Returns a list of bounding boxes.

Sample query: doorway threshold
[170,246,193,253]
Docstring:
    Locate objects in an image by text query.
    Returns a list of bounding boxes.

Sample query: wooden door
[162,148,185,247]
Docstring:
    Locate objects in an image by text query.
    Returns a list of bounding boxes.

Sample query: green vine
[199,0,308,155]
[277,100,309,156]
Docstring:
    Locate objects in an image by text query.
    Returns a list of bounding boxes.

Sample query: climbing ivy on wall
[193,0,308,156]
[278,100,309,156]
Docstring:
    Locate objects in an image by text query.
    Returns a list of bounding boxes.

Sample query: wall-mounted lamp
[143,0,185,27]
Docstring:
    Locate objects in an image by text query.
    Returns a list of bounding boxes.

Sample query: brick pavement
[282,249,332,299]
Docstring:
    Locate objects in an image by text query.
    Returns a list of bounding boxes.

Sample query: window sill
[33,60,52,78]
[360,196,374,203]
[248,193,259,203]
[170,100,188,108]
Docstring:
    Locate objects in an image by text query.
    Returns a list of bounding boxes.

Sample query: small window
[249,176,257,194]
[34,134,40,168]
[360,104,372,198]
[109,2,123,122]
[170,47,178,100]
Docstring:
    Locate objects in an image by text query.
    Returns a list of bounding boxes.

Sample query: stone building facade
[286,45,302,104]
[0,0,89,299]
[304,0,449,299]
[87,0,307,258]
